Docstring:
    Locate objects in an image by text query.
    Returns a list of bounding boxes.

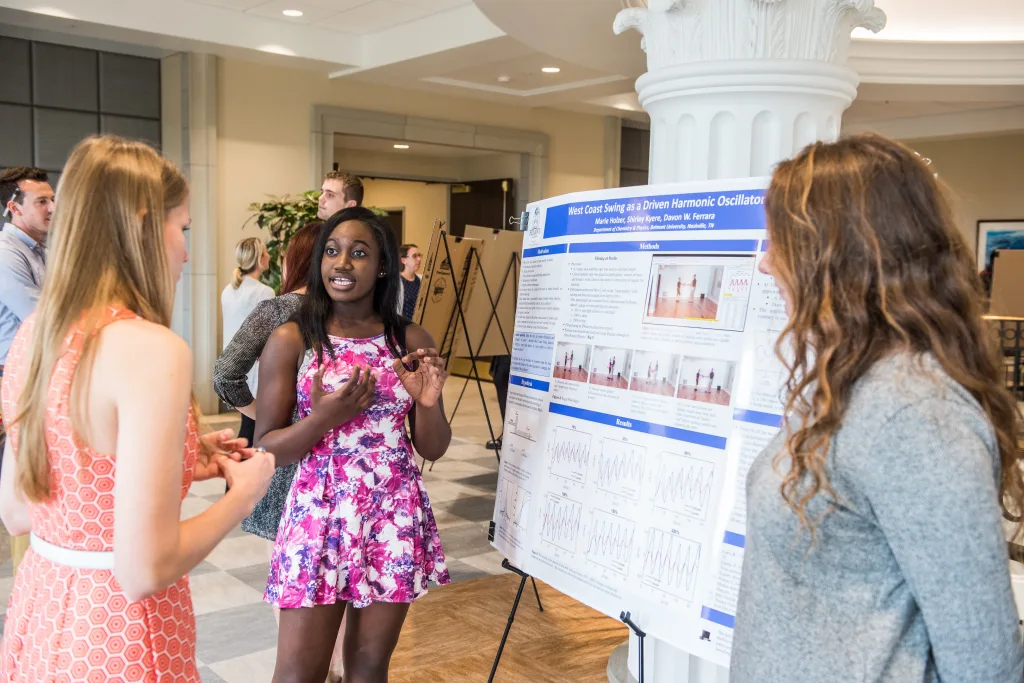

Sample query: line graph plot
[506,410,539,443]
[641,528,702,602]
[497,479,531,532]
[593,439,646,499]
[540,494,583,553]
[547,427,592,483]
[584,509,635,575]
[653,452,716,520]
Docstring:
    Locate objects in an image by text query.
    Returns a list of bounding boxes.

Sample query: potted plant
[246,192,388,293]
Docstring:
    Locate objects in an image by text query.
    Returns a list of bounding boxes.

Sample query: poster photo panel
[590,346,633,390]
[643,254,757,332]
[629,349,681,397]
[977,220,1024,272]
[677,356,737,407]
[553,341,591,383]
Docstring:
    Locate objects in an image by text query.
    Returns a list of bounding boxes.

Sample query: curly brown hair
[765,133,1024,538]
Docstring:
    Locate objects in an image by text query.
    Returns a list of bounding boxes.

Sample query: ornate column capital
[614,0,886,71]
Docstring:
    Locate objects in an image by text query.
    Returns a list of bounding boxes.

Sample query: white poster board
[490,178,788,666]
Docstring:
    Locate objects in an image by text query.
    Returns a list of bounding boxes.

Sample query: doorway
[449,179,516,236]
[383,209,404,244]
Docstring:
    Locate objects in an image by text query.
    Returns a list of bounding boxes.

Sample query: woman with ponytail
[221,236,273,445]
[0,136,276,681]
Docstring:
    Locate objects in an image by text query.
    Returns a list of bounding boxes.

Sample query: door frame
[310,106,548,221]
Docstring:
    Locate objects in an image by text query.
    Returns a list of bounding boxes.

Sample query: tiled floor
[0,378,507,682]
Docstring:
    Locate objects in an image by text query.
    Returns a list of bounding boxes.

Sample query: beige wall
[217,57,609,301]
[909,133,1024,256]
[362,178,449,249]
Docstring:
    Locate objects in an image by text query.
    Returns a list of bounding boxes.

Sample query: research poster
[490,178,789,666]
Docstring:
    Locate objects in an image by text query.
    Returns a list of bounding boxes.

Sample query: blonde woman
[0,136,275,681]
[732,134,1024,681]
[222,236,274,445]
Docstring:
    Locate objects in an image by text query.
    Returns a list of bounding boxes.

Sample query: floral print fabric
[264,334,450,609]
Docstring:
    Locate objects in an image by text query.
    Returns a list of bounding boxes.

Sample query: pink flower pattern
[264,334,450,609]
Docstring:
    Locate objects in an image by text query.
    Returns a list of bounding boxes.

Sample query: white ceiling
[0,0,1020,138]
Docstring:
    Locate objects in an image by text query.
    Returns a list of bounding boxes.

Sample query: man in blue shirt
[0,168,53,364]
[0,167,54,573]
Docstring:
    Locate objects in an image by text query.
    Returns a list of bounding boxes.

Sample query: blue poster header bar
[723,531,745,549]
[544,189,766,239]
[733,409,783,429]
[523,244,568,259]
[569,239,758,255]
[549,402,727,450]
[510,375,550,393]
[701,606,735,629]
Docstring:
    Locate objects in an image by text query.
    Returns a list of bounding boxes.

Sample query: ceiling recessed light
[497,74,511,83]
[282,9,303,17]
[394,144,410,149]
[257,44,297,56]
[28,6,76,19]
[541,66,561,74]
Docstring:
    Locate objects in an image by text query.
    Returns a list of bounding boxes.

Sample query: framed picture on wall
[977,220,1024,272]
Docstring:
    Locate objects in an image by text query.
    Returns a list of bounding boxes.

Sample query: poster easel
[445,226,523,431]
[412,223,501,455]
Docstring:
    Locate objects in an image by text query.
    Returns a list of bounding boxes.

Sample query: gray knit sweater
[732,353,1024,683]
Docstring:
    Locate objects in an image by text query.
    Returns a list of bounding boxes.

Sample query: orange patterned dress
[0,308,201,682]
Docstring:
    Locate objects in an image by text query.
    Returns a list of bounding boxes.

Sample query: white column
[162,53,221,414]
[609,1,885,681]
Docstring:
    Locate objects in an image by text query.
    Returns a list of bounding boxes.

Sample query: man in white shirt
[318,171,363,220]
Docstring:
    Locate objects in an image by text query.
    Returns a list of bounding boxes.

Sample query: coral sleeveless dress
[265,334,449,609]
[0,308,200,682]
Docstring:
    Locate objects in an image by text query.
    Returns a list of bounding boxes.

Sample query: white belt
[30,533,115,570]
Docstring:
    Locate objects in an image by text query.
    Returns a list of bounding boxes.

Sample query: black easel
[414,230,501,452]
[487,558,545,683]
[620,611,647,683]
[445,248,519,428]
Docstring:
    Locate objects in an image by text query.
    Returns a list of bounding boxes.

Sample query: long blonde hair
[14,135,188,502]
[766,133,1024,538]
[231,237,264,289]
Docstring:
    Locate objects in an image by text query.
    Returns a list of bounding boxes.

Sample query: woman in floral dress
[255,207,451,683]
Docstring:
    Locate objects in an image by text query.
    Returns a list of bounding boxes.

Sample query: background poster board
[989,249,1024,318]
[490,179,787,667]
[452,225,523,359]
[412,223,486,358]
[977,220,1024,271]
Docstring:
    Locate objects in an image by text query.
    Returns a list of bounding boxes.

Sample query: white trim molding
[844,104,1024,141]
[310,106,549,219]
[850,41,1024,86]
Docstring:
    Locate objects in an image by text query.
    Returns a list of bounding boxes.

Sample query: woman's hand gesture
[309,365,377,429]
[194,428,248,481]
[393,348,448,408]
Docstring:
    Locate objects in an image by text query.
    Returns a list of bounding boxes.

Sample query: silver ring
[254,447,267,453]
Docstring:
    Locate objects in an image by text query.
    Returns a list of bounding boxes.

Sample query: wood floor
[677,384,733,406]
[650,296,719,321]
[389,574,627,683]
[589,373,628,390]
[553,366,590,383]
[628,378,675,397]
